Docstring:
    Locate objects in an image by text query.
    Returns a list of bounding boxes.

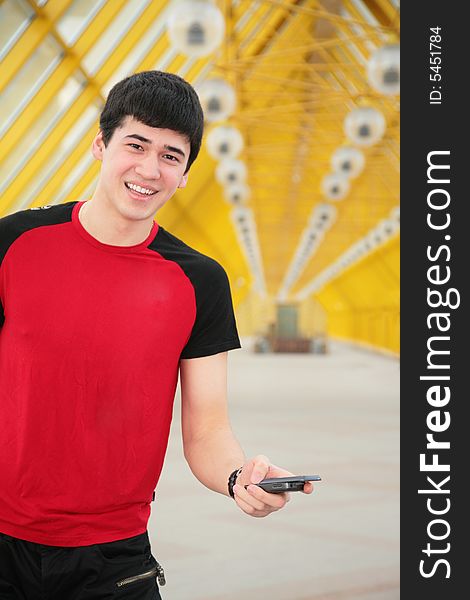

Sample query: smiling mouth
[125,182,157,196]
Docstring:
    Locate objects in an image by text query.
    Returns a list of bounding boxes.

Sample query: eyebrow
[124,134,186,159]
[163,144,186,159]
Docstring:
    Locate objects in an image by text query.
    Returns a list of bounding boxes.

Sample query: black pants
[0,530,163,599]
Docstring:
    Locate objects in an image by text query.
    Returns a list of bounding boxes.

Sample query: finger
[303,482,314,494]
[233,484,266,512]
[265,464,294,478]
[246,484,288,510]
[250,455,271,484]
[234,493,259,516]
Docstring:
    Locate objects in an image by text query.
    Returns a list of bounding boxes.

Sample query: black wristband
[228,467,243,498]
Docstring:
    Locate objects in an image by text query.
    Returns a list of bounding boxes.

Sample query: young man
[0,71,313,599]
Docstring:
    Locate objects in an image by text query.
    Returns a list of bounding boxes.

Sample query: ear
[177,173,189,189]
[91,130,105,161]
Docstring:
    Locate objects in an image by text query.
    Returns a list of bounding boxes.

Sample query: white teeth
[127,183,155,195]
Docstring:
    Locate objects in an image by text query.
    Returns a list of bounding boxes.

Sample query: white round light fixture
[215,158,247,186]
[167,0,225,58]
[331,146,365,179]
[206,125,244,160]
[321,172,350,201]
[197,78,236,123]
[224,182,250,205]
[311,202,337,226]
[344,107,386,147]
[378,218,399,238]
[367,44,400,95]
[231,206,250,227]
[350,241,367,259]
[368,228,385,248]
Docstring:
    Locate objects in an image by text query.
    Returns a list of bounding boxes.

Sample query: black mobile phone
[246,475,322,494]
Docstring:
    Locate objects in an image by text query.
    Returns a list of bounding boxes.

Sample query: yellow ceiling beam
[263,0,396,32]
[63,161,100,205]
[72,0,130,58]
[30,120,98,207]
[2,84,97,211]
[0,0,135,211]
[181,59,214,84]
[0,0,73,93]
[1,15,52,93]
[31,0,75,20]
[163,54,189,76]
[1,55,81,165]
[362,0,399,32]
[128,27,170,71]
[217,32,375,68]
[1,0,130,153]
[92,1,167,88]
[232,2,273,47]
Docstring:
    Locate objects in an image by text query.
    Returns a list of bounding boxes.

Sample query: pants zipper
[116,561,166,588]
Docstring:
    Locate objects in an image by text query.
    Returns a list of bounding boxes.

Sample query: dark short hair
[99,70,204,172]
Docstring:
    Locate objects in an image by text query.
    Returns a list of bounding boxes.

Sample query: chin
[119,200,161,221]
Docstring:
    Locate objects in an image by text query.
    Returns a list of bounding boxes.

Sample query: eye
[128,143,143,151]
[163,154,179,162]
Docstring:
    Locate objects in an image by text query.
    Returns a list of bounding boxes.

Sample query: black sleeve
[0,213,13,330]
[180,258,241,359]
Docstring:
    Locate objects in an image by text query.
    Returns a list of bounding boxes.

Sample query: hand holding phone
[245,475,322,494]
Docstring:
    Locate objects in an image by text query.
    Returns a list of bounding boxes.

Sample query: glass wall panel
[54,153,95,204]
[102,11,168,95]
[56,0,107,47]
[15,104,100,211]
[0,0,34,60]
[0,71,87,194]
[0,35,62,136]
[82,0,150,76]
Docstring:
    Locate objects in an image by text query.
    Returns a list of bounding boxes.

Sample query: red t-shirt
[0,201,240,546]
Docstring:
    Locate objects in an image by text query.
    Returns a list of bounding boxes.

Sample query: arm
[180,352,313,517]
[180,351,244,496]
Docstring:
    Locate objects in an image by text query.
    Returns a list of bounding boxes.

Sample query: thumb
[250,455,271,484]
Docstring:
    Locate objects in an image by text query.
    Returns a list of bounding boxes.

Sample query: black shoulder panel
[149,226,241,359]
[0,202,77,266]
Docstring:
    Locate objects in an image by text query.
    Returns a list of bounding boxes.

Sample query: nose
[135,154,161,180]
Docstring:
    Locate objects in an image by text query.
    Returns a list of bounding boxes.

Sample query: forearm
[183,425,245,496]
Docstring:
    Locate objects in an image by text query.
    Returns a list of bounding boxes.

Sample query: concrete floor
[148,341,400,600]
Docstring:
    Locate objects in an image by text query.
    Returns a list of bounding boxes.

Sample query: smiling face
[91,116,191,224]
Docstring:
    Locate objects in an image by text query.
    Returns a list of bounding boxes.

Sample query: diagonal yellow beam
[72,0,131,58]
[65,162,99,204]
[362,0,399,31]
[17,1,175,209]
[0,0,129,211]
[30,119,99,207]
[0,0,73,93]
[262,0,397,32]
[2,84,97,212]
[216,31,378,70]
[0,0,128,157]
[91,1,168,88]
[0,55,82,165]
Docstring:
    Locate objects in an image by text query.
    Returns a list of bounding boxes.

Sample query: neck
[79,197,154,247]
